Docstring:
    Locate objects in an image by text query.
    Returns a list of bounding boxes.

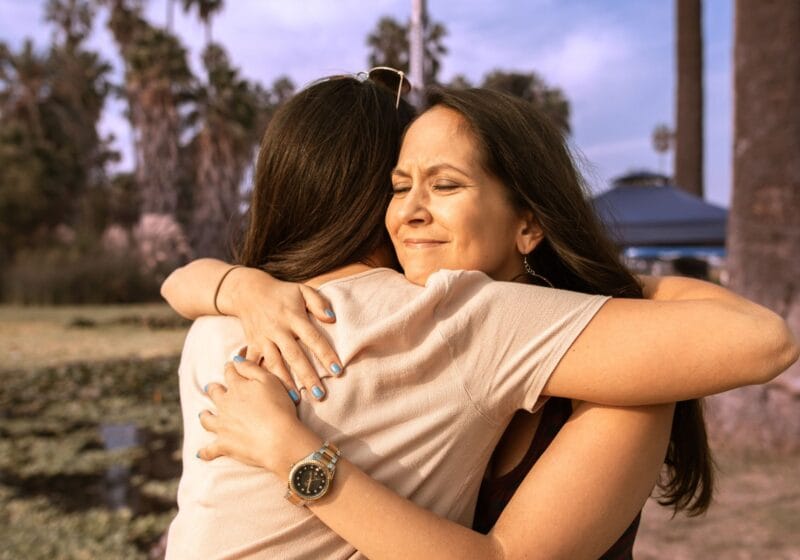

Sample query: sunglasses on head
[357,66,412,108]
[312,66,412,109]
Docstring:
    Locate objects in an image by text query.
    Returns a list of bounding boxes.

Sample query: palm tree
[366,15,447,85]
[709,0,800,451]
[106,0,193,217]
[182,0,224,46]
[481,70,571,135]
[187,44,269,258]
[674,0,704,196]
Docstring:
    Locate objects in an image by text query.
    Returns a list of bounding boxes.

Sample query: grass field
[1,304,798,559]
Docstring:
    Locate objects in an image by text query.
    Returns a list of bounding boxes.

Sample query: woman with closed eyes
[163,77,798,559]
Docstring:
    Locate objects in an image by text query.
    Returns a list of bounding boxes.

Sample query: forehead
[400,107,479,163]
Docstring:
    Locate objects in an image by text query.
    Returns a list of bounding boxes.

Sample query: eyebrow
[391,163,471,178]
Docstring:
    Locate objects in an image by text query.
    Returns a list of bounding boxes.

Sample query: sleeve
[434,270,610,425]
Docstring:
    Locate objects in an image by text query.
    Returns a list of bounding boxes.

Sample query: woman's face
[386,106,542,285]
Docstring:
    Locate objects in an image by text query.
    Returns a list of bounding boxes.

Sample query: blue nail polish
[196,451,200,459]
[233,355,245,363]
[312,385,325,399]
[330,363,342,375]
[203,384,209,393]
[288,389,300,403]
[324,308,336,319]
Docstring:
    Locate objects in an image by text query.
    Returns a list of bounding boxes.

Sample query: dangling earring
[523,256,554,288]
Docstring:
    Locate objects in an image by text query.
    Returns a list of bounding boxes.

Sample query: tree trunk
[708,0,800,452]
[674,0,704,197]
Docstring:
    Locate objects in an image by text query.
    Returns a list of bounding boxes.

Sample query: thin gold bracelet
[213,265,244,315]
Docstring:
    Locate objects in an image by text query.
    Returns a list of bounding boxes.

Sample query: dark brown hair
[238,77,415,280]
[426,87,714,515]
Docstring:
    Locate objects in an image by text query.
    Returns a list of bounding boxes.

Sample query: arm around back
[161,258,236,319]
[543,279,799,405]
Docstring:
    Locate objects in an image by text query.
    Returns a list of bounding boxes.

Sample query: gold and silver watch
[285,441,340,506]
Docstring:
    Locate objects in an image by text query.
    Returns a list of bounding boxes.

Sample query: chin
[401,264,435,286]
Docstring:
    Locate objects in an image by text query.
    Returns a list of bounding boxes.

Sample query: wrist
[266,418,324,478]
[216,266,269,316]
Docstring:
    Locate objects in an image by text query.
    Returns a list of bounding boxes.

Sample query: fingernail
[312,385,325,399]
[203,384,209,393]
[198,411,202,418]
[330,363,342,375]
[288,389,300,403]
[233,355,245,363]
[324,308,336,319]
[196,451,200,459]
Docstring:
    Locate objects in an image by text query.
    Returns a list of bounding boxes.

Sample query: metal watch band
[285,441,341,506]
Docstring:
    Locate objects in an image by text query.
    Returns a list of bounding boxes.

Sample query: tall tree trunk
[708,0,800,452]
[131,83,181,216]
[190,126,245,258]
[674,0,704,197]
[409,0,425,107]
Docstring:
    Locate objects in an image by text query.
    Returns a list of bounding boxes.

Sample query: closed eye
[432,183,461,192]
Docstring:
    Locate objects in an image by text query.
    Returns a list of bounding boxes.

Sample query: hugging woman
[162,75,798,559]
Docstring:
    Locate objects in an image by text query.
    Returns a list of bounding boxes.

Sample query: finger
[197,442,222,461]
[292,319,343,377]
[230,356,269,383]
[224,361,243,387]
[299,285,336,323]
[204,382,227,402]
[259,342,301,403]
[198,409,219,433]
[277,336,326,401]
[244,344,262,364]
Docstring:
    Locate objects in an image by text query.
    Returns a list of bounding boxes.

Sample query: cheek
[384,201,401,245]
[453,203,519,265]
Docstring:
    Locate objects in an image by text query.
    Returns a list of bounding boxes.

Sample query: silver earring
[523,256,554,288]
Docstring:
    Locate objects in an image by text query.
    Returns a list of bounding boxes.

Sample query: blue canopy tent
[592,172,728,258]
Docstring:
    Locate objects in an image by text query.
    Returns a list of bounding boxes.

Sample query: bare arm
[202,361,673,560]
[541,276,799,405]
[161,258,235,319]
[161,259,342,400]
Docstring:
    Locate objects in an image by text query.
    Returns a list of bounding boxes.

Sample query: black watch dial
[291,463,330,499]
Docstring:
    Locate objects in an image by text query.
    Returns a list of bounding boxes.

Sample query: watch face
[290,462,330,499]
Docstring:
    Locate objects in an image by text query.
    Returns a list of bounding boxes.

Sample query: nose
[396,185,432,226]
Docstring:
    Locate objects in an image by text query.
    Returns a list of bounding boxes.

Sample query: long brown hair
[427,87,714,515]
[238,77,415,280]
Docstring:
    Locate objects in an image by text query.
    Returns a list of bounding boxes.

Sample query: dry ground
[635,450,800,559]
[0,304,188,371]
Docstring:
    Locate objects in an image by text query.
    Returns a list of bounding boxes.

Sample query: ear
[516,210,544,255]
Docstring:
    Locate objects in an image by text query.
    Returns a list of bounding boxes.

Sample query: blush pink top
[166,268,609,559]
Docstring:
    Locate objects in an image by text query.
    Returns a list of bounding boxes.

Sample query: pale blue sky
[0,0,733,207]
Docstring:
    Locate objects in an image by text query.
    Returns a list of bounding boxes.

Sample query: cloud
[537,28,632,99]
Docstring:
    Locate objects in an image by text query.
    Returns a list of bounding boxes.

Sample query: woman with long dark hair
[163,82,797,559]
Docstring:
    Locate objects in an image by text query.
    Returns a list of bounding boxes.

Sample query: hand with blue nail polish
[204,271,344,403]
[196,356,304,473]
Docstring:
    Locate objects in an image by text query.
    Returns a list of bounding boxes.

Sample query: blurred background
[0,0,798,558]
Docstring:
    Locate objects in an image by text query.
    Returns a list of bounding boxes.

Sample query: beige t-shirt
[166,268,609,559]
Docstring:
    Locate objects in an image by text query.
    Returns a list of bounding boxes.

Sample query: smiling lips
[403,238,446,248]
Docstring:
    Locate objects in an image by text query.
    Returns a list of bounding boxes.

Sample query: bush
[2,246,162,304]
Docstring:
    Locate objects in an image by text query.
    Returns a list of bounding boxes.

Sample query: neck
[303,262,374,288]
[303,247,394,289]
